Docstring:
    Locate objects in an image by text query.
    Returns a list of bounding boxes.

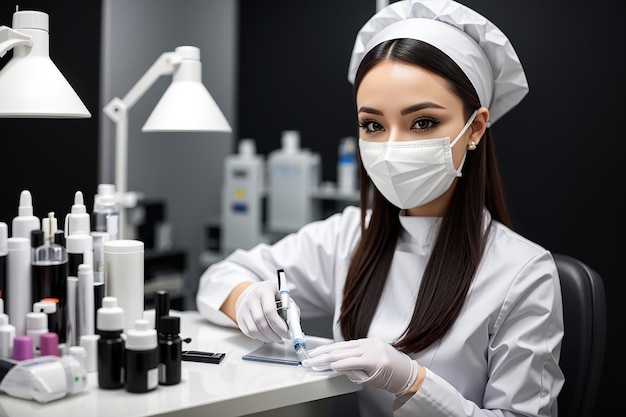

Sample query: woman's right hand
[235,280,289,343]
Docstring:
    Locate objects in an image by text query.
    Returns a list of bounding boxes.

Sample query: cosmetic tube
[7,237,30,336]
[0,223,7,304]
[77,264,95,338]
[66,276,78,346]
[104,240,144,332]
[80,334,99,372]
[11,190,40,239]
[64,191,91,237]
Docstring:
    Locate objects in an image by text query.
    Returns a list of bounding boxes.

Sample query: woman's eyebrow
[401,102,445,115]
[357,106,383,115]
[358,102,446,116]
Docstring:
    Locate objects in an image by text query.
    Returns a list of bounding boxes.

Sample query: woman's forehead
[356,61,461,111]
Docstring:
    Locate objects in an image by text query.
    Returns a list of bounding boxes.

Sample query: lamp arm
[0,26,33,58]
[102,50,182,239]
[103,51,182,122]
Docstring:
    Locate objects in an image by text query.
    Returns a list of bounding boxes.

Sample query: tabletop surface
[0,310,361,417]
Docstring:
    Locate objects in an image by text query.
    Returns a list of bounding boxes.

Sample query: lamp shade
[142,46,230,132]
[0,10,91,118]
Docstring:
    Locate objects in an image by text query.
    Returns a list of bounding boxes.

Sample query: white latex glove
[302,338,418,396]
[235,281,289,343]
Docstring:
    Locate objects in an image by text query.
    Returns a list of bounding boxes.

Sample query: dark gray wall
[0,1,100,229]
[238,0,623,415]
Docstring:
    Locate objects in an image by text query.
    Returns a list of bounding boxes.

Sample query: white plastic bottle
[221,138,266,254]
[7,236,30,336]
[0,313,16,359]
[104,240,144,332]
[11,190,40,239]
[267,130,321,233]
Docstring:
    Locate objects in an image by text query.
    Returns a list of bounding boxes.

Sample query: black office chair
[554,253,607,417]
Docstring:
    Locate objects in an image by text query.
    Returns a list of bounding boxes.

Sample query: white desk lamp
[0,8,91,118]
[103,45,232,239]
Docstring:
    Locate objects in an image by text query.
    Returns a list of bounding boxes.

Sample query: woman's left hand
[302,337,418,396]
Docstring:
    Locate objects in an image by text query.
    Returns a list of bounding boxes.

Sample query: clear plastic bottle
[92,184,120,242]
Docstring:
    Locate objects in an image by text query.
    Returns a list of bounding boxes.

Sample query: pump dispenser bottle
[97,296,125,389]
[125,319,158,393]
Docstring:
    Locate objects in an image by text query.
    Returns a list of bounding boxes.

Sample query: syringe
[276,269,309,362]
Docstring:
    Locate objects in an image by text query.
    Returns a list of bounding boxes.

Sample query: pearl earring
[467,141,477,151]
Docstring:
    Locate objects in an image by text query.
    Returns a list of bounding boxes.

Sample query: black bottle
[125,319,158,393]
[97,296,125,389]
[158,315,181,385]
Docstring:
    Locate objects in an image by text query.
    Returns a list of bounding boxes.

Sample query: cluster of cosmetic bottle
[0,188,182,397]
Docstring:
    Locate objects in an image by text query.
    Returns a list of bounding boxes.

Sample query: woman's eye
[412,117,438,131]
[358,120,384,133]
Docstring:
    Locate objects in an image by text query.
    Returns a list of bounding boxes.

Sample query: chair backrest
[554,253,607,417]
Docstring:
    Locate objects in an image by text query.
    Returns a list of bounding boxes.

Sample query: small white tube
[66,276,78,346]
[7,237,30,336]
[77,264,95,337]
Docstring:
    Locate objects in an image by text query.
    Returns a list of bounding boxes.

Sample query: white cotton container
[103,240,144,332]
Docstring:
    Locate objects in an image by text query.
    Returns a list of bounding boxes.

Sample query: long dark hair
[339,39,512,353]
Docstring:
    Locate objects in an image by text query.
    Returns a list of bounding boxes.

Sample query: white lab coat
[197,206,564,417]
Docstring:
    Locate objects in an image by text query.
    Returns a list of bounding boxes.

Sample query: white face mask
[359,111,477,209]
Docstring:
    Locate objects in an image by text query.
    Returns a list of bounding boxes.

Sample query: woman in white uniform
[196,1,564,416]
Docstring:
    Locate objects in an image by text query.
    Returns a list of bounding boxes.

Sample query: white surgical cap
[348,0,529,125]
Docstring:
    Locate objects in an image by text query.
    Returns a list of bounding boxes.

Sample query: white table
[0,310,360,417]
